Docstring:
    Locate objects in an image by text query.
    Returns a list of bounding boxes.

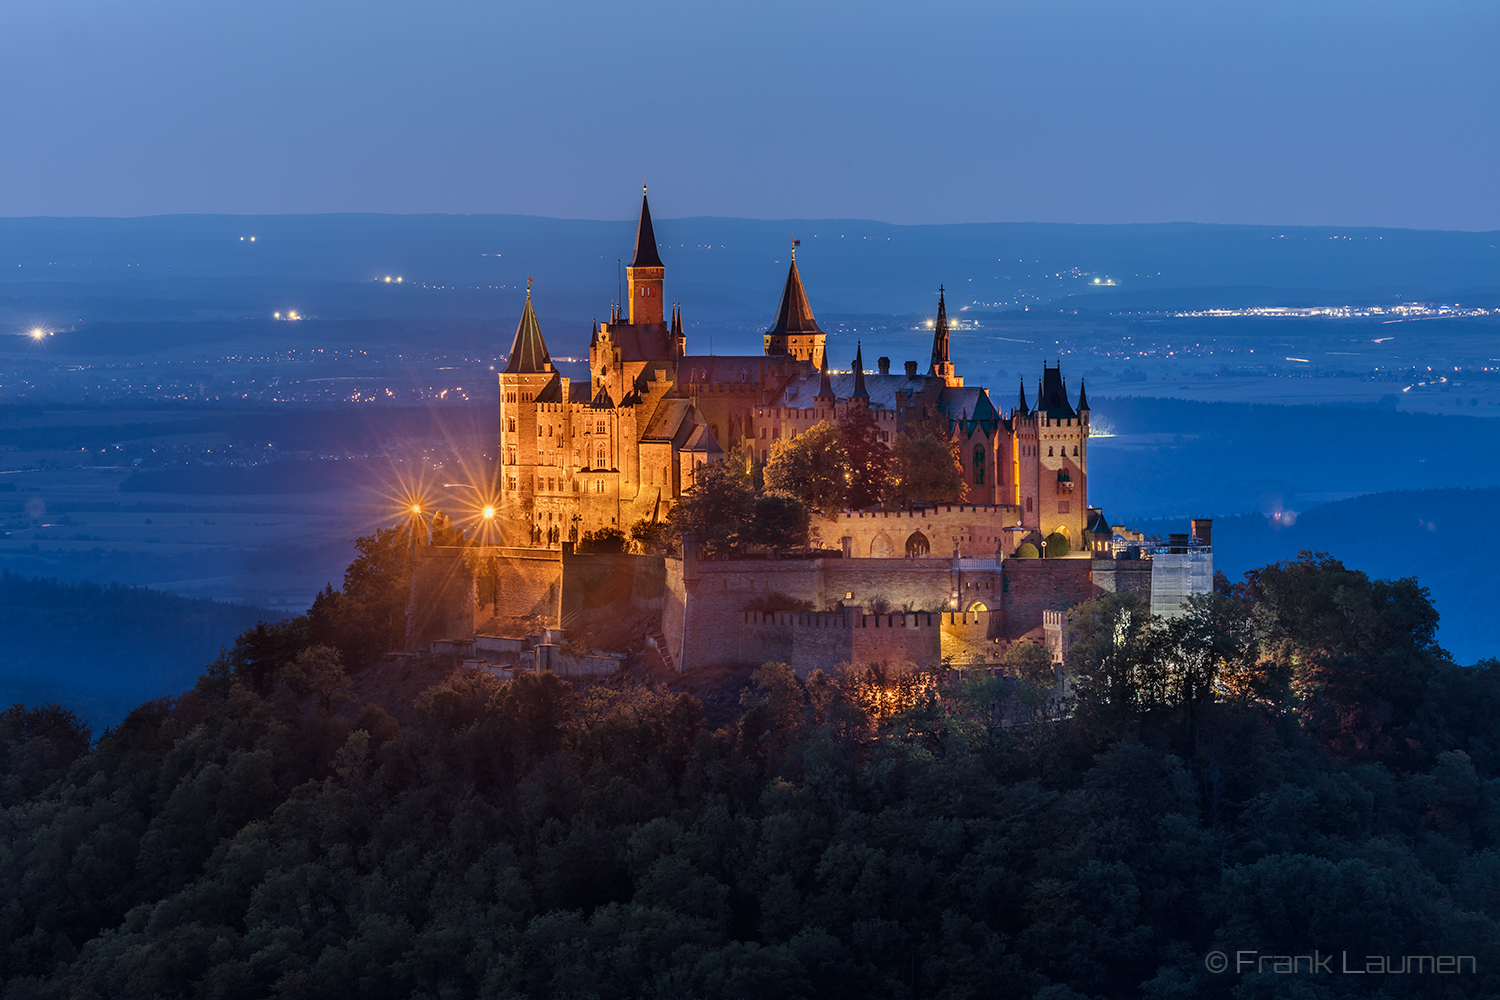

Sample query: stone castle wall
[812,505,1023,559]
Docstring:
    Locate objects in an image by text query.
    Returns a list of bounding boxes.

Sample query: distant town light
[29,328,46,341]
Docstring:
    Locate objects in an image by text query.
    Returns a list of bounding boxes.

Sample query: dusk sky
[2,0,1496,229]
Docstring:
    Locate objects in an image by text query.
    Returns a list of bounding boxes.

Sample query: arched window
[595,443,606,468]
[1048,446,1054,457]
[1073,444,1078,456]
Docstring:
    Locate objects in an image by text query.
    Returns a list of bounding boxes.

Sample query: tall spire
[851,342,869,399]
[930,285,950,372]
[1077,379,1090,412]
[503,286,553,374]
[629,186,663,268]
[816,353,835,401]
[763,255,826,366]
[1017,377,1029,416]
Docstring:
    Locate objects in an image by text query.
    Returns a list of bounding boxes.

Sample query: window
[548,477,555,491]
[1048,446,1054,457]
[596,420,606,435]
[760,428,767,439]
[547,426,553,437]
[507,418,516,432]
[595,443,606,468]
[1073,445,1079,456]
[772,428,780,440]
[1025,497,1033,512]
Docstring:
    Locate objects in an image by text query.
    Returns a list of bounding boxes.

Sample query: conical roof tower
[503,286,553,374]
[762,244,826,368]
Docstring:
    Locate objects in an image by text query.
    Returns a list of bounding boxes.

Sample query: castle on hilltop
[406,190,1211,675]
[498,189,1095,554]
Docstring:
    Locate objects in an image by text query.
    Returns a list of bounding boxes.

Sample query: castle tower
[1033,364,1088,551]
[627,187,665,327]
[499,287,574,545]
[762,247,826,368]
[929,285,962,386]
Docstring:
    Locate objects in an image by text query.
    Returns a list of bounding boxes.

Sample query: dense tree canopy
[764,420,849,514]
[886,432,967,508]
[3,550,1499,998]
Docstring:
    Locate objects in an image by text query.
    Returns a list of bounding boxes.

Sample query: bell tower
[626,186,665,327]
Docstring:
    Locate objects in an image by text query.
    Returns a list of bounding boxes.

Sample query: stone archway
[966,600,988,614]
[869,531,895,558]
[905,530,931,558]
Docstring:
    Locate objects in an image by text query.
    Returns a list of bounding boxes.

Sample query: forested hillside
[2,553,1499,998]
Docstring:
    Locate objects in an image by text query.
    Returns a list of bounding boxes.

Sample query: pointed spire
[1077,379,1090,412]
[629,186,663,268]
[765,258,824,337]
[503,286,553,374]
[816,353,835,401]
[590,318,598,349]
[851,343,869,399]
[930,284,950,373]
[1016,378,1029,416]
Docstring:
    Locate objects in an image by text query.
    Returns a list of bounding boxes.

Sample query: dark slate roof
[776,370,937,409]
[641,398,695,442]
[567,382,593,403]
[681,423,724,454]
[765,260,823,336]
[1039,365,1076,420]
[503,292,553,374]
[1087,510,1112,535]
[938,386,1001,436]
[534,373,563,403]
[629,191,663,269]
[589,385,615,410]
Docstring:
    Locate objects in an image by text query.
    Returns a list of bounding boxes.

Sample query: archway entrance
[905,531,930,557]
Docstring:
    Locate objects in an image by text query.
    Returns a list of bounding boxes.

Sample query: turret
[929,285,961,385]
[762,242,826,367]
[851,343,869,400]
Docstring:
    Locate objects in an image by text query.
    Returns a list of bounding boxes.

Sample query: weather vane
[791,235,800,261]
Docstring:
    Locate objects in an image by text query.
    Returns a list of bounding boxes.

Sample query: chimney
[1191,518,1213,547]
[904,360,919,377]
[877,356,891,375]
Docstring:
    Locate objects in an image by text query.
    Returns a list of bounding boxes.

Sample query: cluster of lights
[239,236,257,242]
[383,276,404,283]
[273,311,301,321]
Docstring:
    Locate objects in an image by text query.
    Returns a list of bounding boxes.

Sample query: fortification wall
[814,504,1022,558]
[469,546,563,626]
[999,558,1098,639]
[560,552,665,627]
[1091,558,1153,600]
[408,547,477,647]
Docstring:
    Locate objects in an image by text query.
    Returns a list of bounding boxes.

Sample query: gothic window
[595,443,606,468]
[1073,445,1078,456]
[973,445,985,485]
[1048,447,1054,457]
[507,418,516,432]
[904,531,931,558]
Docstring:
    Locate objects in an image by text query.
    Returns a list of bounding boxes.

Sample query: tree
[282,644,350,716]
[1064,591,1161,717]
[578,527,626,554]
[748,492,810,549]
[885,433,966,508]
[764,420,849,513]
[837,406,890,510]
[629,517,677,554]
[1044,531,1070,558]
[667,460,755,556]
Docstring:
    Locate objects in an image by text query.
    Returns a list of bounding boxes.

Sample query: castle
[407,190,1212,675]
[497,189,1096,555]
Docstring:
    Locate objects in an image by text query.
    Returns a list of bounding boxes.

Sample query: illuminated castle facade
[497,191,1099,554]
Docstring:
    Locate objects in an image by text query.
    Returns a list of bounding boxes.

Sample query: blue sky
[2,0,1496,228]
